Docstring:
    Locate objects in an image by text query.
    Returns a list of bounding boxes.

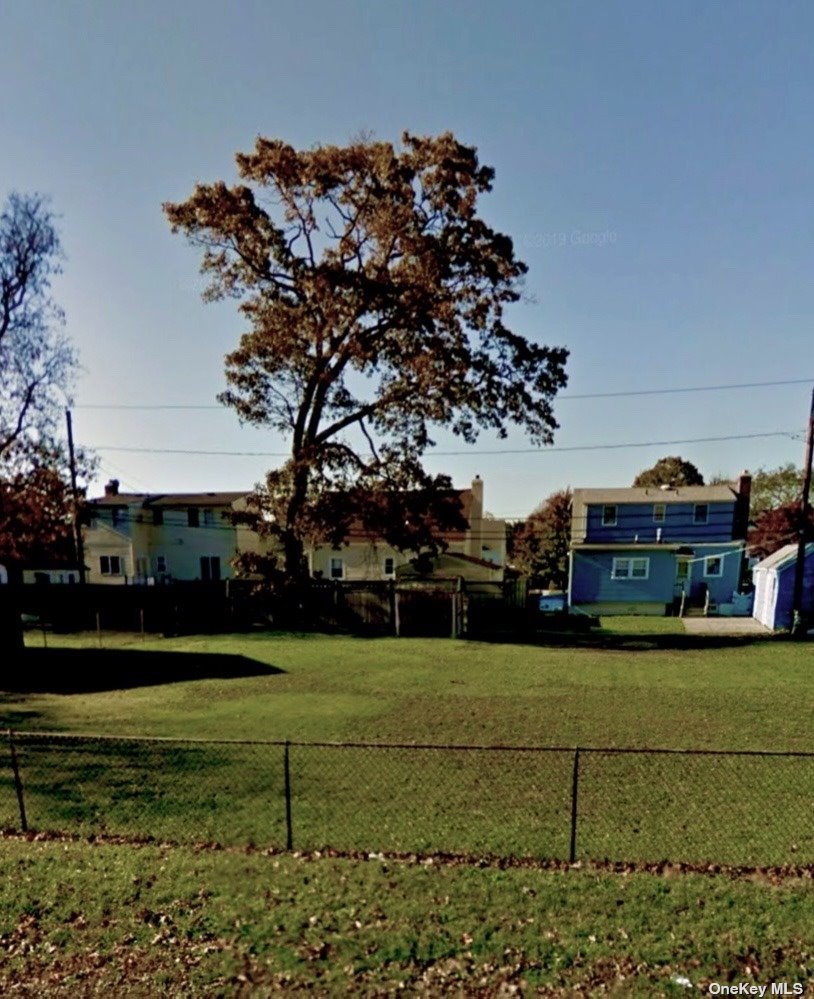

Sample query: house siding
[569,479,750,617]
[583,501,737,544]
[752,545,814,630]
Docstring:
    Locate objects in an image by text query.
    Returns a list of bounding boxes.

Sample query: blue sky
[2,0,812,518]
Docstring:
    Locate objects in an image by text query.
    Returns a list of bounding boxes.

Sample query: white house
[752,542,814,631]
[84,481,245,584]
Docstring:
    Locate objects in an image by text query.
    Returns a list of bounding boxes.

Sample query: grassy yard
[2,630,812,994]
[0,629,811,866]
[8,627,810,750]
[0,836,811,996]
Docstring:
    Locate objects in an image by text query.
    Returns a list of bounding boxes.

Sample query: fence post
[8,730,28,832]
[569,747,580,863]
[283,740,293,850]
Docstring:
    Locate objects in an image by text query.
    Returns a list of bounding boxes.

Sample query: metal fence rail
[3,732,812,867]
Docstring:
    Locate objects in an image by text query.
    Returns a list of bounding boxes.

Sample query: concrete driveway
[681,617,770,636]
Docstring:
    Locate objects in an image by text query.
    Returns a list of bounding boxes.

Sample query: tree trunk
[1,581,24,659]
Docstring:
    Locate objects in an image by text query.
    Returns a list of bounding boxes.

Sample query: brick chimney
[104,478,120,496]
[467,475,484,557]
[733,470,751,539]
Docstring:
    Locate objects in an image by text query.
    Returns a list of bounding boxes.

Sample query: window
[200,556,221,581]
[152,508,163,526]
[602,505,618,526]
[187,507,200,527]
[330,557,344,579]
[612,557,649,580]
[704,556,723,577]
[202,509,215,526]
[383,557,395,577]
[100,555,122,575]
[693,504,709,524]
[155,555,167,574]
[112,507,125,527]
[653,503,666,523]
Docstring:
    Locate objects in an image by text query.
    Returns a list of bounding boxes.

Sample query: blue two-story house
[568,474,751,616]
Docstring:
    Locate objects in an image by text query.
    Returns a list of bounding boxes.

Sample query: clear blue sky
[2,0,812,518]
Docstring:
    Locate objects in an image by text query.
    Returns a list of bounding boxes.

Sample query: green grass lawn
[1,837,811,996]
[1,629,811,866]
[10,627,810,750]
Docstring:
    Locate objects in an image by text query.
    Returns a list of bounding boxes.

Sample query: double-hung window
[653,503,666,523]
[704,556,723,577]
[693,504,709,524]
[330,557,344,579]
[100,555,122,576]
[611,557,649,580]
[200,556,221,581]
[602,505,618,527]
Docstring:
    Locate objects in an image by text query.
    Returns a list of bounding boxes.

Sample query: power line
[88,429,797,459]
[559,377,814,401]
[72,376,814,410]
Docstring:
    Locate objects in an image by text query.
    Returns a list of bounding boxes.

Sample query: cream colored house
[308,476,506,581]
[84,476,506,585]
[84,480,245,584]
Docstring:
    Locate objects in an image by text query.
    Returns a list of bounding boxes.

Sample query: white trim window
[100,555,122,576]
[383,557,395,577]
[693,503,709,524]
[330,557,344,580]
[612,557,649,580]
[602,505,618,527]
[704,556,723,577]
[653,503,666,523]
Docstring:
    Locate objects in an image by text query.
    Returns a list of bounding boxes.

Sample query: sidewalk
[681,617,770,636]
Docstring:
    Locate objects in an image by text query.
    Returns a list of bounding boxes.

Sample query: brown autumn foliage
[165,132,568,579]
[509,488,572,589]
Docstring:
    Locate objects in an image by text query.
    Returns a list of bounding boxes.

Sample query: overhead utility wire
[73,377,814,410]
[88,430,797,459]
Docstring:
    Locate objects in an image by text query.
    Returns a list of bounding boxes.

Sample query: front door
[675,556,691,595]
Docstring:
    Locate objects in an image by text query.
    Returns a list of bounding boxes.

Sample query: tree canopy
[749,502,814,559]
[748,463,803,520]
[1,194,74,467]
[633,456,704,488]
[509,489,572,589]
[0,192,82,653]
[0,193,81,566]
[165,132,568,578]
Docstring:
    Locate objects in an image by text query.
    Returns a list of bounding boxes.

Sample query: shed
[752,542,814,631]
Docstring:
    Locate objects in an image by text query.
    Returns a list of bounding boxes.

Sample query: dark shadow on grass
[2,648,285,694]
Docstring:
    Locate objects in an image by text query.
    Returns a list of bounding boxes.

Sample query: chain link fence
[2,732,812,867]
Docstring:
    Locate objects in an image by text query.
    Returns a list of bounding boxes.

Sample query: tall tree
[509,489,572,589]
[633,456,704,488]
[748,463,803,520]
[0,193,80,649]
[1,193,75,469]
[165,132,568,579]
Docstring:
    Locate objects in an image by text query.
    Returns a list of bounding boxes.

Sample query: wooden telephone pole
[791,387,814,636]
[65,409,86,585]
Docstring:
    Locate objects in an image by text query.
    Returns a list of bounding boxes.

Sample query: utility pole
[791,387,814,636]
[65,408,86,585]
